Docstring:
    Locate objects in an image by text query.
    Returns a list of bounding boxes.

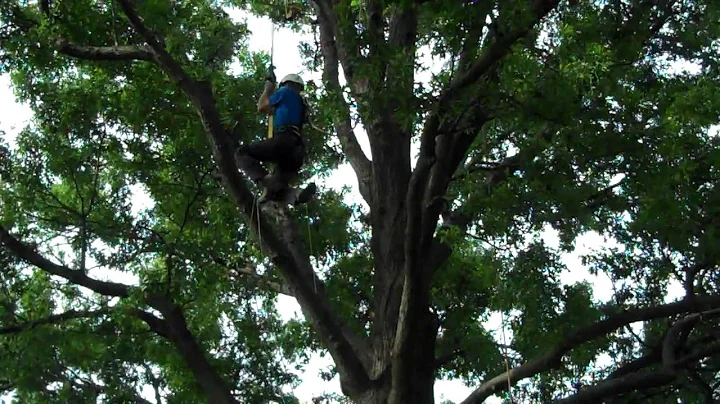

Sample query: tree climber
[236,67,316,204]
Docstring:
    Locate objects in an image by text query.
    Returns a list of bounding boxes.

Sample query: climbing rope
[495,267,514,402]
[500,310,514,402]
[305,204,317,294]
[251,193,262,249]
[267,21,276,139]
[256,198,262,244]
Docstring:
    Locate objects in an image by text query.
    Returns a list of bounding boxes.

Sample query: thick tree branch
[420,102,492,262]
[0,308,110,335]
[456,4,493,78]
[408,0,562,285]
[449,0,558,94]
[7,4,154,64]
[273,208,374,388]
[677,339,720,368]
[557,369,677,404]
[418,0,560,162]
[53,38,155,61]
[129,308,172,339]
[1,223,234,401]
[309,0,361,85]
[386,4,418,98]
[116,0,193,85]
[460,295,720,403]
[1,224,233,402]
[556,309,720,403]
[116,0,371,395]
[607,347,662,380]
[0,224,130,297]
[141,294,238,404]
[405,4,560,283]
[310,7,421,382]
[428,126,554,276]
[365,0,384,61]
[392,127,549,402]
[315,5,372,203]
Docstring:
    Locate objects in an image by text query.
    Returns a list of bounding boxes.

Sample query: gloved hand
[266,65,276,83]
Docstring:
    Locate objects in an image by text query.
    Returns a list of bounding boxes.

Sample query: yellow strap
[268,116,274,138]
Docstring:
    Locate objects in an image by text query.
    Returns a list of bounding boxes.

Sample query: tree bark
[144,295,239,404]
[355,310,438,403]
[6,1,711,404]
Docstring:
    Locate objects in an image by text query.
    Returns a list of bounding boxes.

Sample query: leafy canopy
[1,0,719,403]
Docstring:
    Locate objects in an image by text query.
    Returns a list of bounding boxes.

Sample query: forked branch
[0,223,236,402]
[558,369,676,404]
[115,0,371,394]
[0,224,130,297]
[309,0,362,85]
[460,295,720,403]
[418,0,561,156]
[396,4,561,398]
[314,3,372,203]
[142,293,239,404]
[558,309,720,403]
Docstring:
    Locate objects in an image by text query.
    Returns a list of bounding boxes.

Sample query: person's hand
[264,80,276,92]
[266,65,276,83]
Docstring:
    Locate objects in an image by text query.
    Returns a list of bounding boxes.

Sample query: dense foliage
[1,0,719,403]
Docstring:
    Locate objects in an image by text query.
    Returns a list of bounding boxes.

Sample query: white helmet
[280,73,304,86]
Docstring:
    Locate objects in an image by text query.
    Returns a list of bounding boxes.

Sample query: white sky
[0,7,701,404]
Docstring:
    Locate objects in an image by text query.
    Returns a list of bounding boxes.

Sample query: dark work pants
[237,128,305,185]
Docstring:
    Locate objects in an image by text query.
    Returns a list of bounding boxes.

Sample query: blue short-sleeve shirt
[269,87,304,129]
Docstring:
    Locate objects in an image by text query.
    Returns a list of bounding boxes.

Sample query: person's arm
[257,80,277,114]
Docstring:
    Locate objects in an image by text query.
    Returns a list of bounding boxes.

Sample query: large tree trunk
[356,312,438,403]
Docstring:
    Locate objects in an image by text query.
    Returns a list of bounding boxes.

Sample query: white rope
[267,21,276,139]
[256,197,262,245]
[269,20,275,65]
[305,204,317,294]
[500,311,514,402]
